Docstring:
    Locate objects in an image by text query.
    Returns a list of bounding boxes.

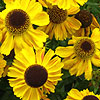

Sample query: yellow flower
[8,47,63,100]
[55,28,100,80]
[0,0,49,55]
[38,6,81,40]
[0,54,6,78]
[74,10,100,36]
[39,0,88,10]
[65,88,100,100]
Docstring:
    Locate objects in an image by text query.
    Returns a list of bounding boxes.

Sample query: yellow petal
[48,76,62,82]
[27,2,42,18]
[15,51,31,67]
[68,89,83,99]
[91,51,100,67]
[54,24,61,40]
[29,88,41,100]
[48,59,63,72]
[68,6,80,15]
[0,59,6,68]
[46,56,60,69]
[14,35,28,54]
[55,46,74,58]
[21,47,36,65]
[9,78,25,87]
[69,60,81,76]
[0,68,4,78]
[36,48,45,65]
[63,57,77,70]
[44,81,55,93]
[76,60,85,76]
[85,59,92,80]
[91,28,100,42]
[42,49,55,66]
[27,28,48,49]
[8,67,24,78]
[91,14,100,30]
[22,88,32,100]
[20,0,30,11]
[31,11,49,26]
[38,0,48,7]
[13,84,30,99]
[74,28,85,36]
[66,17,81,30]
[0,33,14,56]
[75,0,88,6]
[4,0,15,4]
[58,0,70,10]
[13,59,27,71]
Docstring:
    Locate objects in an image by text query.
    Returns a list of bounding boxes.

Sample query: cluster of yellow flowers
[0,0,100,100]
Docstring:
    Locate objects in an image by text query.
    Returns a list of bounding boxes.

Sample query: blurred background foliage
[0,0,100,100]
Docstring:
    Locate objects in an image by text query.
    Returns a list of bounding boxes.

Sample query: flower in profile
[38,5,81,40]
[8,47,63,100]
[74,10,100,36]
[0,0,49,55]
[55,28,100,80]
[0,54,6,78]
[39,0,88,10]
[65,88,100,100]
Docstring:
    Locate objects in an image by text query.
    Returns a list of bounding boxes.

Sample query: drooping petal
[91,28,100,42]
[66,17,81,30]
[27,2,42,19]
[26,28,48,49]
[31,11,49,26]
[91,14,100,30]
[62,57,77,70]
[67,6,80,15]
[14,35,29,54]
[55,46,74,58]
[84,59,92,80]
[91,50,100,67]
[0,33,14,56]
[21,47,36,65]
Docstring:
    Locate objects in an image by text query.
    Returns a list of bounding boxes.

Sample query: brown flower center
[5,9,30,35]
[83,95,99,100]
[48,5,67,24]
[24,64,48,88]
[75,10,92,28]
[74,38,95,59]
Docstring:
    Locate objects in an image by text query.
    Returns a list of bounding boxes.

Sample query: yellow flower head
[0,54,6,78]
[55,28,100,80]
[65,88,100,100]
[74,10,100,36]
[0,0,49,55]
[8,47,63,100]
[38,5,81,40]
